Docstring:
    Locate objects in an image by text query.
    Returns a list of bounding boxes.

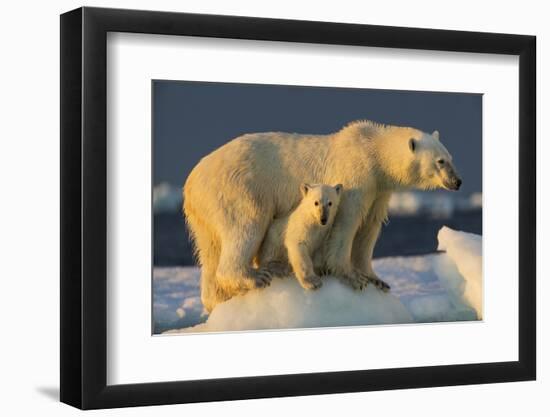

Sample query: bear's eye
[328,201,332,206]
[437,159,445,165]
[314,201,319,206]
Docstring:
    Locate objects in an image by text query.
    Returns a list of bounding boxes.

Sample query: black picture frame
[60,6,536,410]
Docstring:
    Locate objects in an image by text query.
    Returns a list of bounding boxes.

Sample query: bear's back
[206,131,332,172]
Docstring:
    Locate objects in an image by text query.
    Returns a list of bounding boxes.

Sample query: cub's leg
[287,242,323,290]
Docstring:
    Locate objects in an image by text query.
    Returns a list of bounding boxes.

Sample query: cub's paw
[300,274,323,290]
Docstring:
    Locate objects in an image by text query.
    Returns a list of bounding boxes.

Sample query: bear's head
[406,130,462,191]
[300,183,343,226]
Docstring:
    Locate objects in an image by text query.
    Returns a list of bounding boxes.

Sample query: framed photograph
[60,6,536,409]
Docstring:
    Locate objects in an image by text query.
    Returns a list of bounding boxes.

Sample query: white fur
[183,120,460,312]
[257,183,342,290]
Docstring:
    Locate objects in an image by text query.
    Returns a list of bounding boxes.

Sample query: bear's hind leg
[185,205,225,312]
[216,222,273,294]
[200,268,219,313]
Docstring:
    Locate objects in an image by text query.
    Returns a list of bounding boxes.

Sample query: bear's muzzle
[445,176,462,191]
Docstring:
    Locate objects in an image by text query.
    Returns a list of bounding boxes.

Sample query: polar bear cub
[257,183,343,290]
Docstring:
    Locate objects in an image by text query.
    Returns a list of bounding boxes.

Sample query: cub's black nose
[456,178,462,189]
[320,218,328,225]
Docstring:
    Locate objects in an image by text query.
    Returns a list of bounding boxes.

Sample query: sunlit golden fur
[184,120,460,312]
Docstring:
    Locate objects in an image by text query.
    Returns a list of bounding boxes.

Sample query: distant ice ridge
[157,227,482,334]
[388,191,482,218]
[153,183,182,214]
[153,182,482,218]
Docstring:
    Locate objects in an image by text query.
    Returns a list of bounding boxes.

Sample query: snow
[153,267,206,333]
[373,255,477,323]
[437,226,483,318]
[154,227,482,334]
[169,278,413,334]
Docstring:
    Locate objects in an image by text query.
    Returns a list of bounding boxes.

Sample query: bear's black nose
[455,178,462,189]
[320,217,327,225]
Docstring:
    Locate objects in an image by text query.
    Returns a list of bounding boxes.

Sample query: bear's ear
[408,138,417,153]
[432,130,440,141]
[301,183,311,197]
[334,184,343,194]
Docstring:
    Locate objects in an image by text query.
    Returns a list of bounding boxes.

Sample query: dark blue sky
[153,81,482,195]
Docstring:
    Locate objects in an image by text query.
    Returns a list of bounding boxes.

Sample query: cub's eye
[328,201,332,206]
[437,159,445,165]
[314,201,319,206]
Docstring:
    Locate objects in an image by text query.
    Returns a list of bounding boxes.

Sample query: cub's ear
[409,138,417,153]
[334,184,343,194]
[301,183,311,197]
[432,130,440,141]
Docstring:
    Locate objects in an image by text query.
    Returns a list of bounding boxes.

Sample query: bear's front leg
[323,202,370,291]
[287,242,323,290]
[352,228,390,292]
[258,261,291,279]
[351,195,392,292]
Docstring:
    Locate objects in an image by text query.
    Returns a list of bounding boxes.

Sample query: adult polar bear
[184,120,462,312]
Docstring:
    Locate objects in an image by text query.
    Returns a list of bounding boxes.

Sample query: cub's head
[300,183,343,226]
[407,130,462,191]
